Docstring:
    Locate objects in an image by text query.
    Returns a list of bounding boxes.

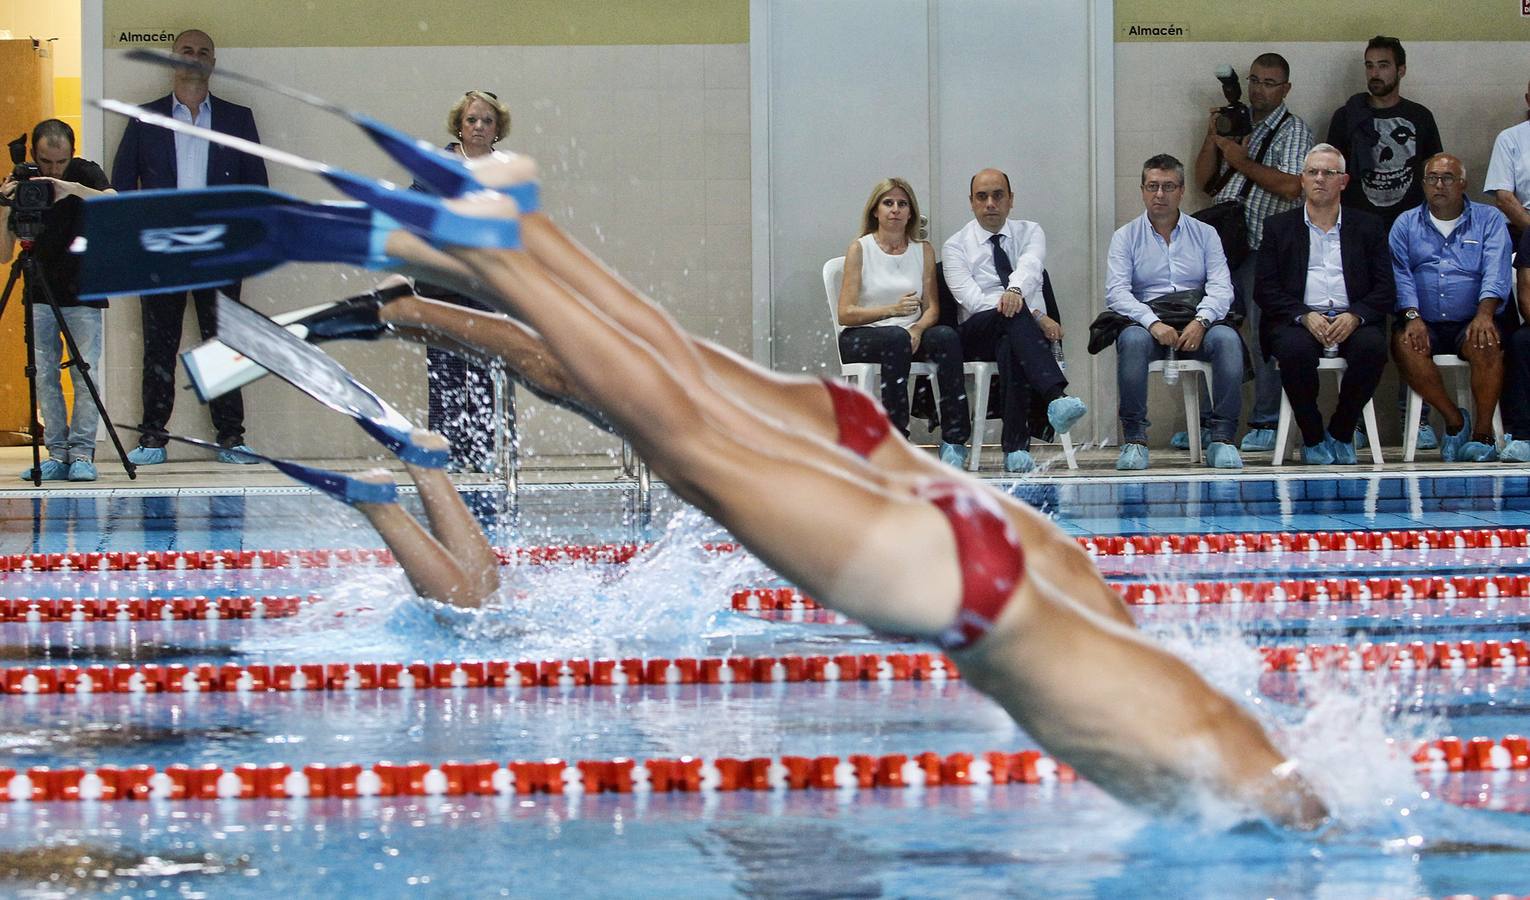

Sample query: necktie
[989,233,1013,290]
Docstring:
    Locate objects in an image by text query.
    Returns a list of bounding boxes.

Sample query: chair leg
[968,373,991,472]
[1059,431,1078,470]
[1404,387,1423,462]
[1272,391,1293,467]
[1493,403,1505,448]
[1362,399,1384,465]
[1182,372,1203,465]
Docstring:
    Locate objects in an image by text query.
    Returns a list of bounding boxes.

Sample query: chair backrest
[934,262,1061,329]
[822,256,847,333]
[822,256,847,364]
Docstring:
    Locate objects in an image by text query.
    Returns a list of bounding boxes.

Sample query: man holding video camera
[0,120,114,482]
[1194,52,1313,453]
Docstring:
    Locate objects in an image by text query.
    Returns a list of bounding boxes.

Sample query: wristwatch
[1403,308,1420,321]
[1194,315,1213,330]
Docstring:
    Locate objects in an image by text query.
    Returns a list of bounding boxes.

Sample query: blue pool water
[4,472,1530,897]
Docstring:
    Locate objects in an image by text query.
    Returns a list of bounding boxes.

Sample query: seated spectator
[1390,153,1513,462]
[836,178,971,465]
[942,168,1086,473]
[1101,154,1243,470]
[1255,144,1394,464]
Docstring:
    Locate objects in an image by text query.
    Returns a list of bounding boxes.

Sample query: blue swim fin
[77,187,396,299]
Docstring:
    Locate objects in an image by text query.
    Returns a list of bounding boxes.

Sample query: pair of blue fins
[87,51,532,506]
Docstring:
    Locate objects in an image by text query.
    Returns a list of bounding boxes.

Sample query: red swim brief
[822,379,892,458]
[915,481,1025,651]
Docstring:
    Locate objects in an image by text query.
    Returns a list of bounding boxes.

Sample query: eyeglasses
[1302,168,1343,179]
[1246,76,1288,89]
[466,90,499,100]
[1142,182,1182,194]
[1422,174,1461,186]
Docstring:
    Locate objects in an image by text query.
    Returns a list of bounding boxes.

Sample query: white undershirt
[1429,212,1462,239]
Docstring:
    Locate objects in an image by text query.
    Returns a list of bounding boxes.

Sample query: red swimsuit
[916,481,1026,651]
[822,379,892,458]
[821,380,1022,650]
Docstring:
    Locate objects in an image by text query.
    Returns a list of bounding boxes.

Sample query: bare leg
[350,470,487,607]
[1391,331,1465,433]
[1462,342,1504,443]
[402,430,500,601]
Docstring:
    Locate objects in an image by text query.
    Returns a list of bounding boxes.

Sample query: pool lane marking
[0,652,960,695]
[5,630,1530,697]
[3,526,1527,573]
[0,735,1524,803]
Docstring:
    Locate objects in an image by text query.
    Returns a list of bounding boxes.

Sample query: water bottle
[1051,339,1066,374]
[1322,310,1339,358]
[1162,347,1179,385]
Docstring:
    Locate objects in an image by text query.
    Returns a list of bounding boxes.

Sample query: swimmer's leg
[398,430,500,602]
[449,228,964,637]
[348,469,486,608]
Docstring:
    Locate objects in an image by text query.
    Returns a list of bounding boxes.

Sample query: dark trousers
[136,285,245,448]
[1268,322,1386,446]
[427,348,496,471]
[958,308,1066,452]
[838,324,971,444]
[1505,327,1530,436]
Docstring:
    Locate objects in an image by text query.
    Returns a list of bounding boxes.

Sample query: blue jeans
[31,304,103,462]
[1233,254,1283,428]
[1115,323,1243,444]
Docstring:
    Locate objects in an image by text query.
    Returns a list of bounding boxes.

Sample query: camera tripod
[0,241,135,485]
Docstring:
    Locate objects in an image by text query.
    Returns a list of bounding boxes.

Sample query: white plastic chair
[821,256,939,407]
[965,361,1079,472]
[1271,357,1383,466]
[1403,355,1505,462]
[1145,358,1213,464]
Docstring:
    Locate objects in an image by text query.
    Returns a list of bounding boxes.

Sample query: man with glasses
[1194,53,1313,455]
[1103,155,1243,470]
[1390,154,1513,462]
[1254,145,1393,465]
[942,168,1087,472]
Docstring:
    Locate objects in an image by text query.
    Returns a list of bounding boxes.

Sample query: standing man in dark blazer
[111,28,267,465]
[1255,143,1394,465]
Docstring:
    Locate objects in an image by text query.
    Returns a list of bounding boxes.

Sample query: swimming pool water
[4,473,1530,898]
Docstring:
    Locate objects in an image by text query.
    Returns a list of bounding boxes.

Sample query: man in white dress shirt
[942,168,1086,473]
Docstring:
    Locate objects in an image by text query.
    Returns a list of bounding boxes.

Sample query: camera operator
[0,119,114,482]
[1194,53,1313,453]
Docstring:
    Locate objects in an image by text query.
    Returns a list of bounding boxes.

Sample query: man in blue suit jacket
[1255,143,1394,465]
[110,29,268,465]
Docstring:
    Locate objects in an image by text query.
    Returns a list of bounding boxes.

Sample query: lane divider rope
[0,750,1074,802]
[3,526,1525,573]
[733,572,1530,612]
[0,734,1524,803]
[0,652,960,695]
[0,595,312,623]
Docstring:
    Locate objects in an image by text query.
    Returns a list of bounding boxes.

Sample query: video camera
[1213,66,1252,139]
[5,135,52,241]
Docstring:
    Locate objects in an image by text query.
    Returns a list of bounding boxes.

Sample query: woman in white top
[836,178,971,466]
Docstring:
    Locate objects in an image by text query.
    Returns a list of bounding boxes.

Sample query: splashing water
[244,506,782,663]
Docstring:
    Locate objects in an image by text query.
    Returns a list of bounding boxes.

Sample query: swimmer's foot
[400,429,451,471]
[295,280,415,342]
[281,461,398,506]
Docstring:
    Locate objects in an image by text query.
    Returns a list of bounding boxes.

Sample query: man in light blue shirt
[1390,153,1513,462]
[1105,154,1244,470]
